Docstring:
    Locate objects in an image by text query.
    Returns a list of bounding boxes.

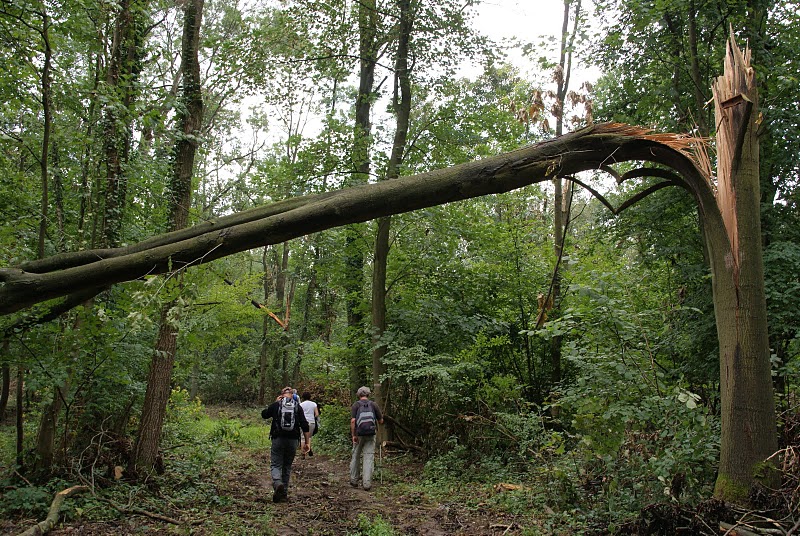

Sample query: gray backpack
[355,400,376,436]
[279,397,298,431]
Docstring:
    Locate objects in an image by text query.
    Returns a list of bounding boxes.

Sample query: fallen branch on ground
[382,440,425,455]
[99,498,181,525]
[17,485,88,536]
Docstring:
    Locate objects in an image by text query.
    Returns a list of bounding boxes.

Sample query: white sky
[471,0,600,85]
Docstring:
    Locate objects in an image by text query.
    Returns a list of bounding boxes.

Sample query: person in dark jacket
[262,386,310,502]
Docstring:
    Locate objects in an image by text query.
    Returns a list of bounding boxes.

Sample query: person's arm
[314,404,320,418]
[350,417,358,443]
[374,402,384,425]
[261,402,276,420]
[298,406,311,451]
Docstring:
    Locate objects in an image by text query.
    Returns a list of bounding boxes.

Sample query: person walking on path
[350,386,383,491]
[262,386,310,503]
[300,391,320,456]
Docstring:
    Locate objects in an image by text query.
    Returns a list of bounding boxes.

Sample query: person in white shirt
[300,392,320,456]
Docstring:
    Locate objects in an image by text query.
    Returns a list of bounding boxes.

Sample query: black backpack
[355,400,377,436]
[278,397,298,432]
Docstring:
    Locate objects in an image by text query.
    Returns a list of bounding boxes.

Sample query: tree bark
[372,0,413,425]
[133,0,204,476]
[345,0,379,394]
[258,246,272,406]
[17,485,88,536]
[0,124,711,314]
[102,0,146,247]
[16,365,24,468]
[0,340,9,421]
[34,388,63,473]
[134,303,179,474]
[709,34,778,502]
[37,10,52,260]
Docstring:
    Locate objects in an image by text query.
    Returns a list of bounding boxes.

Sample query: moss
[713,474,749,504]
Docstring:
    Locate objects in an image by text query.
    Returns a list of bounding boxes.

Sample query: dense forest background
[1,0,799,533]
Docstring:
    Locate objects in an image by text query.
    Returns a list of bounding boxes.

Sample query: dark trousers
[270,436,299,490]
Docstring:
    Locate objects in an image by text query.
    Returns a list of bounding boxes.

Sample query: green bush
[0,484,53,518]
[349,514,397,536]
[314,403,353,455]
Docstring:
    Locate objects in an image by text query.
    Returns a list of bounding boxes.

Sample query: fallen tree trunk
[17,485,88,536]
[0,123,709,315]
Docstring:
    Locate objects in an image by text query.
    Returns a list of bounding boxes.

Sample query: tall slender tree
[344,0,380,393]
[548,0,582,386]
[133,0,205,475]
[371,0,413,421]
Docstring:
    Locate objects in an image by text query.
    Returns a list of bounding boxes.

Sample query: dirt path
[239,447,523,535]
[8,441,524,535]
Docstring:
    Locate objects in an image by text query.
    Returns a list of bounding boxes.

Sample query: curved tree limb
[0,123,713,316]
[17,485,88,536]
[566,175,615,213]
[620,166,690,186]
[615,180,683,214]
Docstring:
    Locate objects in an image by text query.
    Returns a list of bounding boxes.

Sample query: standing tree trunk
[709,34,777,502]
[133,0,204,476]
[345,0,379,394]
[37,9,52,260]
[276,242,291,386]
[372,0,412,421]
[102,0,147,247]
[16,365,24,468]
[258,246,273,405]
[31,6,58,474]
[549,0,581,386]
[258,246,274,406]
[0,340,9,421]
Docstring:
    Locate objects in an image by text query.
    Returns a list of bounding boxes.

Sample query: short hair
[281,386,293,394]
[356,386,371,397]
[302,392,311,401]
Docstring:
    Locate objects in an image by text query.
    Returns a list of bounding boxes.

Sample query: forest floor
[30,449,525,535]
[229,447,524,535]
[2,407,530,536]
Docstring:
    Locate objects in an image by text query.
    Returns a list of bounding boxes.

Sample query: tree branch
[17,485,88,536]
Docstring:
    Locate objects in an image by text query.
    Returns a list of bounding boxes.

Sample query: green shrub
[0,484,53,518]
[314,403,353,455]
[349,514,397,536]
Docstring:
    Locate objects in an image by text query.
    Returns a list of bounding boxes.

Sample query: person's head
[302,391,311,401]
[281,386,293,398]
[356,386,370,399]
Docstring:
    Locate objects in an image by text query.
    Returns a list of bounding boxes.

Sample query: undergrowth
[0,390,275,531]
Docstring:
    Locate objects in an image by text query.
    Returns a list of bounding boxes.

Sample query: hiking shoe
[308,449,314,457]
[350,480,359,488]
[363,484,371,491]
[273,483,286,503]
